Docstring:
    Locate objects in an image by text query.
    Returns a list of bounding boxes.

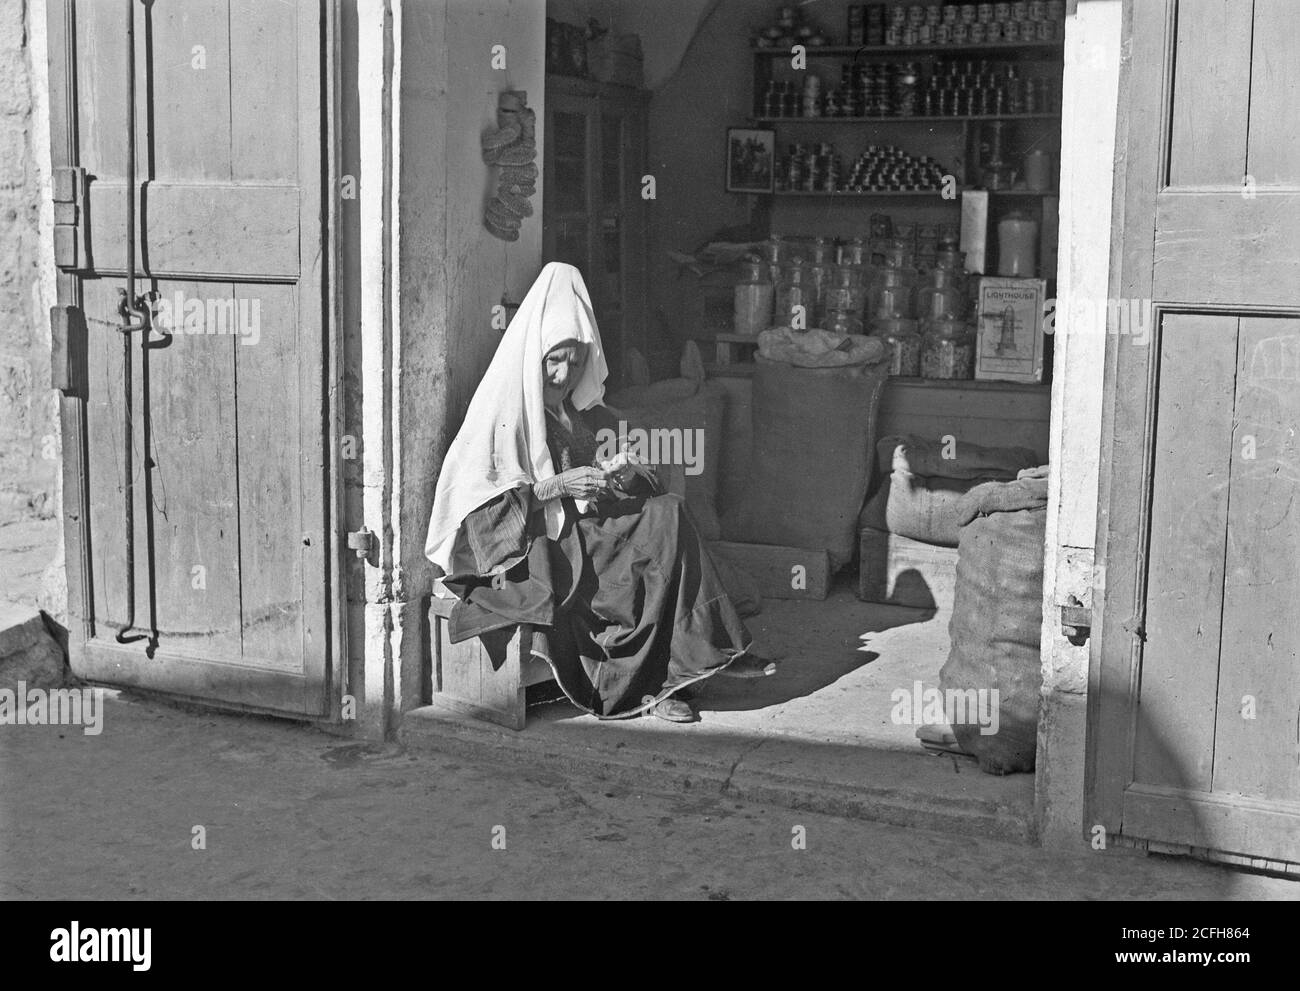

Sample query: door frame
[47,0,349,721]
[1084,0,1300,872]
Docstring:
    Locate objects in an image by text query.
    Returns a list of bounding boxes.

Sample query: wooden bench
[428,595,555,730]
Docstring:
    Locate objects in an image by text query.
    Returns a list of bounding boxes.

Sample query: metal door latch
[347,527,377,561]
[1060,595,1091,646]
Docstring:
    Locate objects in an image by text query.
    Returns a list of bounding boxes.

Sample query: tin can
[891,4,908,24]
[1011,1,1028,19]
[987,20,1003,41]
[953,22,970,43]
[1047,0,1065,19]
[908,4,926,25]
[926,4,942,24]
[1029,0,1046,19]
[970,22,986,42]
[936,23,952,43]
[1003,20,1020,40]
[960,4,977,23]
[918,23,934,43]
[1036,19,1054,40]
[977,3,994,22]
[995,2,1011,18]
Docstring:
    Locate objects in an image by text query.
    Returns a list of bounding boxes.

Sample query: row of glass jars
[762,255,970,327]
[738,247,976,380]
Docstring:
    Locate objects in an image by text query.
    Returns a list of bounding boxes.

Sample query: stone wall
[0,0,55,524]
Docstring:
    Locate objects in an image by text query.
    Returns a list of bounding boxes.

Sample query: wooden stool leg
[432,611,533,730]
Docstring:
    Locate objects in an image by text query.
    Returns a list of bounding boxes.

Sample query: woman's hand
[556,466,610,500]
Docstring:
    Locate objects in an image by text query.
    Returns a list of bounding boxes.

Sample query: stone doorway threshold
[401,585,1036,844]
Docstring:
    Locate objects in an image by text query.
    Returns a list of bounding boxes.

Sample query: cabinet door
[543,93,598,284]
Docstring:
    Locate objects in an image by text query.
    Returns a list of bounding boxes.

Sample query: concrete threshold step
[400,701,1037,844]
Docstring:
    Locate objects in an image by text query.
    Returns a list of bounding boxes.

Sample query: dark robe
[441,401,751,718]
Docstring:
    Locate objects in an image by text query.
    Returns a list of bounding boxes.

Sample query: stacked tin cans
[845,2,1066,47]
[777,142,844,192]
[846,145,948,193]
[764,57,1057,119]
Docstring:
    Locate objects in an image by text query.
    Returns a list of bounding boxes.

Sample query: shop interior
[532,0,1065,801]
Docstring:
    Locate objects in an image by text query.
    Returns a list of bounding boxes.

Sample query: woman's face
[542,341,587,400]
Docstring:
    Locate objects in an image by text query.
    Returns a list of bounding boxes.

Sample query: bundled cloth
[757,326,887,368]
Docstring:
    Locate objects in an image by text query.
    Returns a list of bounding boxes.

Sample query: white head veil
[424,262,609,575]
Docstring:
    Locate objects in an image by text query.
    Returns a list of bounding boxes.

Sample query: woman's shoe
[718,653,778,679]
[644,693,698,723]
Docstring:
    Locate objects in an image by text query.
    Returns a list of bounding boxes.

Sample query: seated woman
[425,262,774,723]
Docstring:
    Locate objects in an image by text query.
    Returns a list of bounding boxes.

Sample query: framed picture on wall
[725,127,775,195]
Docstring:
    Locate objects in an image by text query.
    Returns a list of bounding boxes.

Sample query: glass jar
[775,258,809,329]
[920,318,975,379]
[824,307,863,336]
[806,238,836,327]
[762,234,787,283]
[837,238,868,268]
[733,256,774,337]
[871,266,916,320]
[917,267,965,323]
[869,316,922,376]
[825,263,867,318]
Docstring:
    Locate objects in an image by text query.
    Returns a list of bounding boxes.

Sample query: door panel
[50,0,331,715]
[1090,0,1300,870]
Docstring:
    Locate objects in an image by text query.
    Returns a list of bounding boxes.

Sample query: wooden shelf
[703,361,1048,392]
[768,189,1057,198]
[751,42,1064,57]
[772,189,951,198]
[751,113,1061,124]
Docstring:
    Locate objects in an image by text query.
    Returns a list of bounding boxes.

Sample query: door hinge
[347,527,378,562]
[49,305,87,396]
[1060,595,1092,646]
[52,166,90,272]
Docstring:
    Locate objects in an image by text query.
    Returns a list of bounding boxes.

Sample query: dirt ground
[1,690,1295,901]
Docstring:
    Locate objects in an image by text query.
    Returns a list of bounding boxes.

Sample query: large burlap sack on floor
[941,492,1046,774]
[722,357,890,568]
[859,471,1001,548]
[606,378,727,540]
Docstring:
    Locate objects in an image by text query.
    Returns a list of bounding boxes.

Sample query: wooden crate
[429,596,553,731]
[703,332,760,369]
[708,540,830,601]
[857,525,958,611]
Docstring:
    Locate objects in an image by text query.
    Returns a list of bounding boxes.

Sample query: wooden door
[48,0,335,716]
[1089,0,1300,871]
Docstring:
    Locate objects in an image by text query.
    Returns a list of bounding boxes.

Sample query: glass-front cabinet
[544,76,648,388]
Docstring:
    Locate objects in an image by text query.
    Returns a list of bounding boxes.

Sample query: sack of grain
[722,357,890,568]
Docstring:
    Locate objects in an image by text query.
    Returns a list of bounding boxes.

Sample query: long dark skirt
[542,492,753,718]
